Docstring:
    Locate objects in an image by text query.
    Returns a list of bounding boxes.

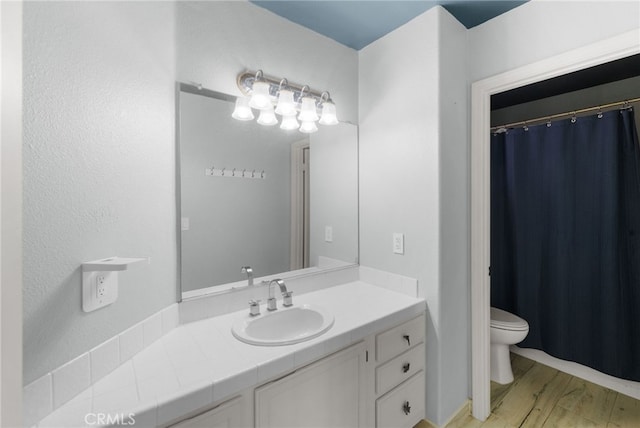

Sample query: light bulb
[299,120,318,134]
[298,96,319,122]
[257,104,278,126]
[275,89,297,116]
[249,81,272,110]
[318,100,339,125]
[231,97,254,121]
[280,115,299,130]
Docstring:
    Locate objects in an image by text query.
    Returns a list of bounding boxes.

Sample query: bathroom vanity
[182,342,367,428]
[33,279,426,428]
[170,312,426,428]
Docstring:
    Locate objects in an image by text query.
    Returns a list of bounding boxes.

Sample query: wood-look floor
[415,353,640,428]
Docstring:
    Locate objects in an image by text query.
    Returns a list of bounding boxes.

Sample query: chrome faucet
[267,279,292,311]
[241,266,253,287]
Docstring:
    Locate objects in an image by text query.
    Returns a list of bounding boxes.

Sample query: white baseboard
[511,346,640,400]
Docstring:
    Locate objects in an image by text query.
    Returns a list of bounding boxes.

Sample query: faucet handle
[249,299,261,317]
[282,291,293,307]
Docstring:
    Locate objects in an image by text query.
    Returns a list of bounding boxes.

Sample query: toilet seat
[490,307,529,331]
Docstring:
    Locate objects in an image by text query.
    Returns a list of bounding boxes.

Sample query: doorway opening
[290,141,310,270]
[470,30,640,421]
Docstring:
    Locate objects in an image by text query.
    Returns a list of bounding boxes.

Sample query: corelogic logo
[85,413,136,426]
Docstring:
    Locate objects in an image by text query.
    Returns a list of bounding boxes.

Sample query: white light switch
[325,226,333,242]
[181,217,190,231]
[393,233,404,254]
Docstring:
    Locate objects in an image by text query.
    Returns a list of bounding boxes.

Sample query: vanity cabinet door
[255,341,367,428]
[169,396,245,428]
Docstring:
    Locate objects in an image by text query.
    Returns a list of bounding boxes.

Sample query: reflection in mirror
[177,84,358,298]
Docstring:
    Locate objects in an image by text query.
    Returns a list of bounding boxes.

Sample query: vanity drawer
[376,314,425,363]
[376,342,425,395]
[376,371,425,428]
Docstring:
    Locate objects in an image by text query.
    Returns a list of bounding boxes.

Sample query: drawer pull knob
[402,363,411,373]
[403,401,411,415]
[403,335,411,346]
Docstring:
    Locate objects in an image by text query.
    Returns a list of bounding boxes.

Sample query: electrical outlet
[96,275,107,299]
[82,271,118,312]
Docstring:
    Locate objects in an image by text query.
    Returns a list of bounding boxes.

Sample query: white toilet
[490,307,529,384]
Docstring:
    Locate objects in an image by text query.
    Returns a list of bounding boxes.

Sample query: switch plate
[82,271,118,312]
[325,226,333,243]
[393,233,404,254]
[181,217,190,231]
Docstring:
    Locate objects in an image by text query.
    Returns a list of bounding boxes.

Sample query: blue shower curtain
[490,108,640,382]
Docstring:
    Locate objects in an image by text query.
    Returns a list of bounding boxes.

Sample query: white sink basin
[231,304,334,346]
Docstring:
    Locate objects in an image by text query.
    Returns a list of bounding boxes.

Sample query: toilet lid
[490,307,529,331]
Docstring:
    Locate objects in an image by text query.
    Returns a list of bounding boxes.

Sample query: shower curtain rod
[491,96,640,132]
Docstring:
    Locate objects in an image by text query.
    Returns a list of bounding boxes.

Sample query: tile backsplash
[23,304,179,427]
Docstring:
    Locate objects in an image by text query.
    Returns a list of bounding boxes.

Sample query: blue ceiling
[251,1,528,50]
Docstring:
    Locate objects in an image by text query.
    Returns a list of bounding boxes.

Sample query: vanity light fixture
[318,92,339,125]
[280,114,299,131]
[299,120,319,134]
[274,85,296,116]
[231,97,254,121]
[298,91,320,122]
[257,103,278,126]
[248,70,272,110]
[233,69,338,133]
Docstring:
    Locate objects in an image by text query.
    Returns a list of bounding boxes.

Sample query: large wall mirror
[177,83,359,298]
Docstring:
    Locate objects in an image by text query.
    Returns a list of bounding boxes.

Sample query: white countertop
[37,281,425,428]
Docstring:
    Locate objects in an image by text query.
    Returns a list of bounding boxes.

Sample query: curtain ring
[523,122,529,132]
[571,112,577,123]
[546,119,552,128]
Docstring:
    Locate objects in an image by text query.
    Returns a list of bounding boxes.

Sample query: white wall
[468,0,640,83]
[22,1,176,385]
[359,6,468,425]
[438,8,470,423]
